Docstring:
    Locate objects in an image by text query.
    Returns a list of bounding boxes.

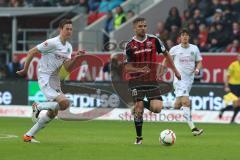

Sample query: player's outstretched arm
[163,51,181,80]
[16,47,39,77]
[63,49,86,72]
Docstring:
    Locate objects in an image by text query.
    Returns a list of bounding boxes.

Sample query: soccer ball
[159,129,176,145]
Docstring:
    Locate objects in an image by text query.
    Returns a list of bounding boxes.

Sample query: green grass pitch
[0,117,239,160]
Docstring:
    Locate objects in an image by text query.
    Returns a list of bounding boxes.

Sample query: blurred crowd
[102,6,135,50]
[156,0,240,52]
[0,54,23,80]
[0,0,127,23]
[86,0,126,25]
[0,0,125,10]
[0,0,88,7]
[100,0,240,53]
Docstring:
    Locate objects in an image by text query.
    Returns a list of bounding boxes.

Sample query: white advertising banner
[0,105,239,124]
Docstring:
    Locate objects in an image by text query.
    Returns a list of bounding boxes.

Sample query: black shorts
[128,79,172,102]
[129,85,163,102]
[229,84,240,97]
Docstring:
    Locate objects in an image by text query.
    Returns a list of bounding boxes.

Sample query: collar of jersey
[180,43,190,49]
[133,35,147,43]
[58,35,67,46]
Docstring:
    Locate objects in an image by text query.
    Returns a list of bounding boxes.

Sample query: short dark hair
[133,17,146,25]
[59,19,72,29]
[180,28,190,35]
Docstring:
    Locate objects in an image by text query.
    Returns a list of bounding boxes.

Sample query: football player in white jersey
[17,19,85,143]
[163,29,203,136]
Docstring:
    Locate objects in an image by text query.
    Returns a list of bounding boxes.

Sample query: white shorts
[173,80,193,97]
[38,73,62,101]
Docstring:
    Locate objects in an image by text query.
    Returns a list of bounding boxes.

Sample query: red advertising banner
[201,55,236,83]
[16,53,237,83]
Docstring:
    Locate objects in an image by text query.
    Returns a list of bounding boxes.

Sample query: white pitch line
[0,134,18,139]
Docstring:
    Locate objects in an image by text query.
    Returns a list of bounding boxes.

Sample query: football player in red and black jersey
[124,17,181,144]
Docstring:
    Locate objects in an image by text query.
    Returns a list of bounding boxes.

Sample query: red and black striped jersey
[124,34,167,83]
[124,34,167,63]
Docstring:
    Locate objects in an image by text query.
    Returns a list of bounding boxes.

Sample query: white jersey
[170,44,202,97]
[36,36,72,100]
[170,44,202,81]
[36,35,72,75]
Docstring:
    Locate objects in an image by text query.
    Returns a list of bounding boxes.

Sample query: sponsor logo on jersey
[147,41,152,47]
[134,48,152,54]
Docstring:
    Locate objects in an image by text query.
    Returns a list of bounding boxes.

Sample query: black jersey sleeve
[155,37,167,55]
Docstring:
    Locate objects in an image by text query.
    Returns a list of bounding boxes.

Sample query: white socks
[25,102,59,137]
[37,102,59,111]
[26,113,52,137]
[181,106,195,130]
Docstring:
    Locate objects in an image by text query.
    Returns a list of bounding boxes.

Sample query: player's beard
[137,32,146,40]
